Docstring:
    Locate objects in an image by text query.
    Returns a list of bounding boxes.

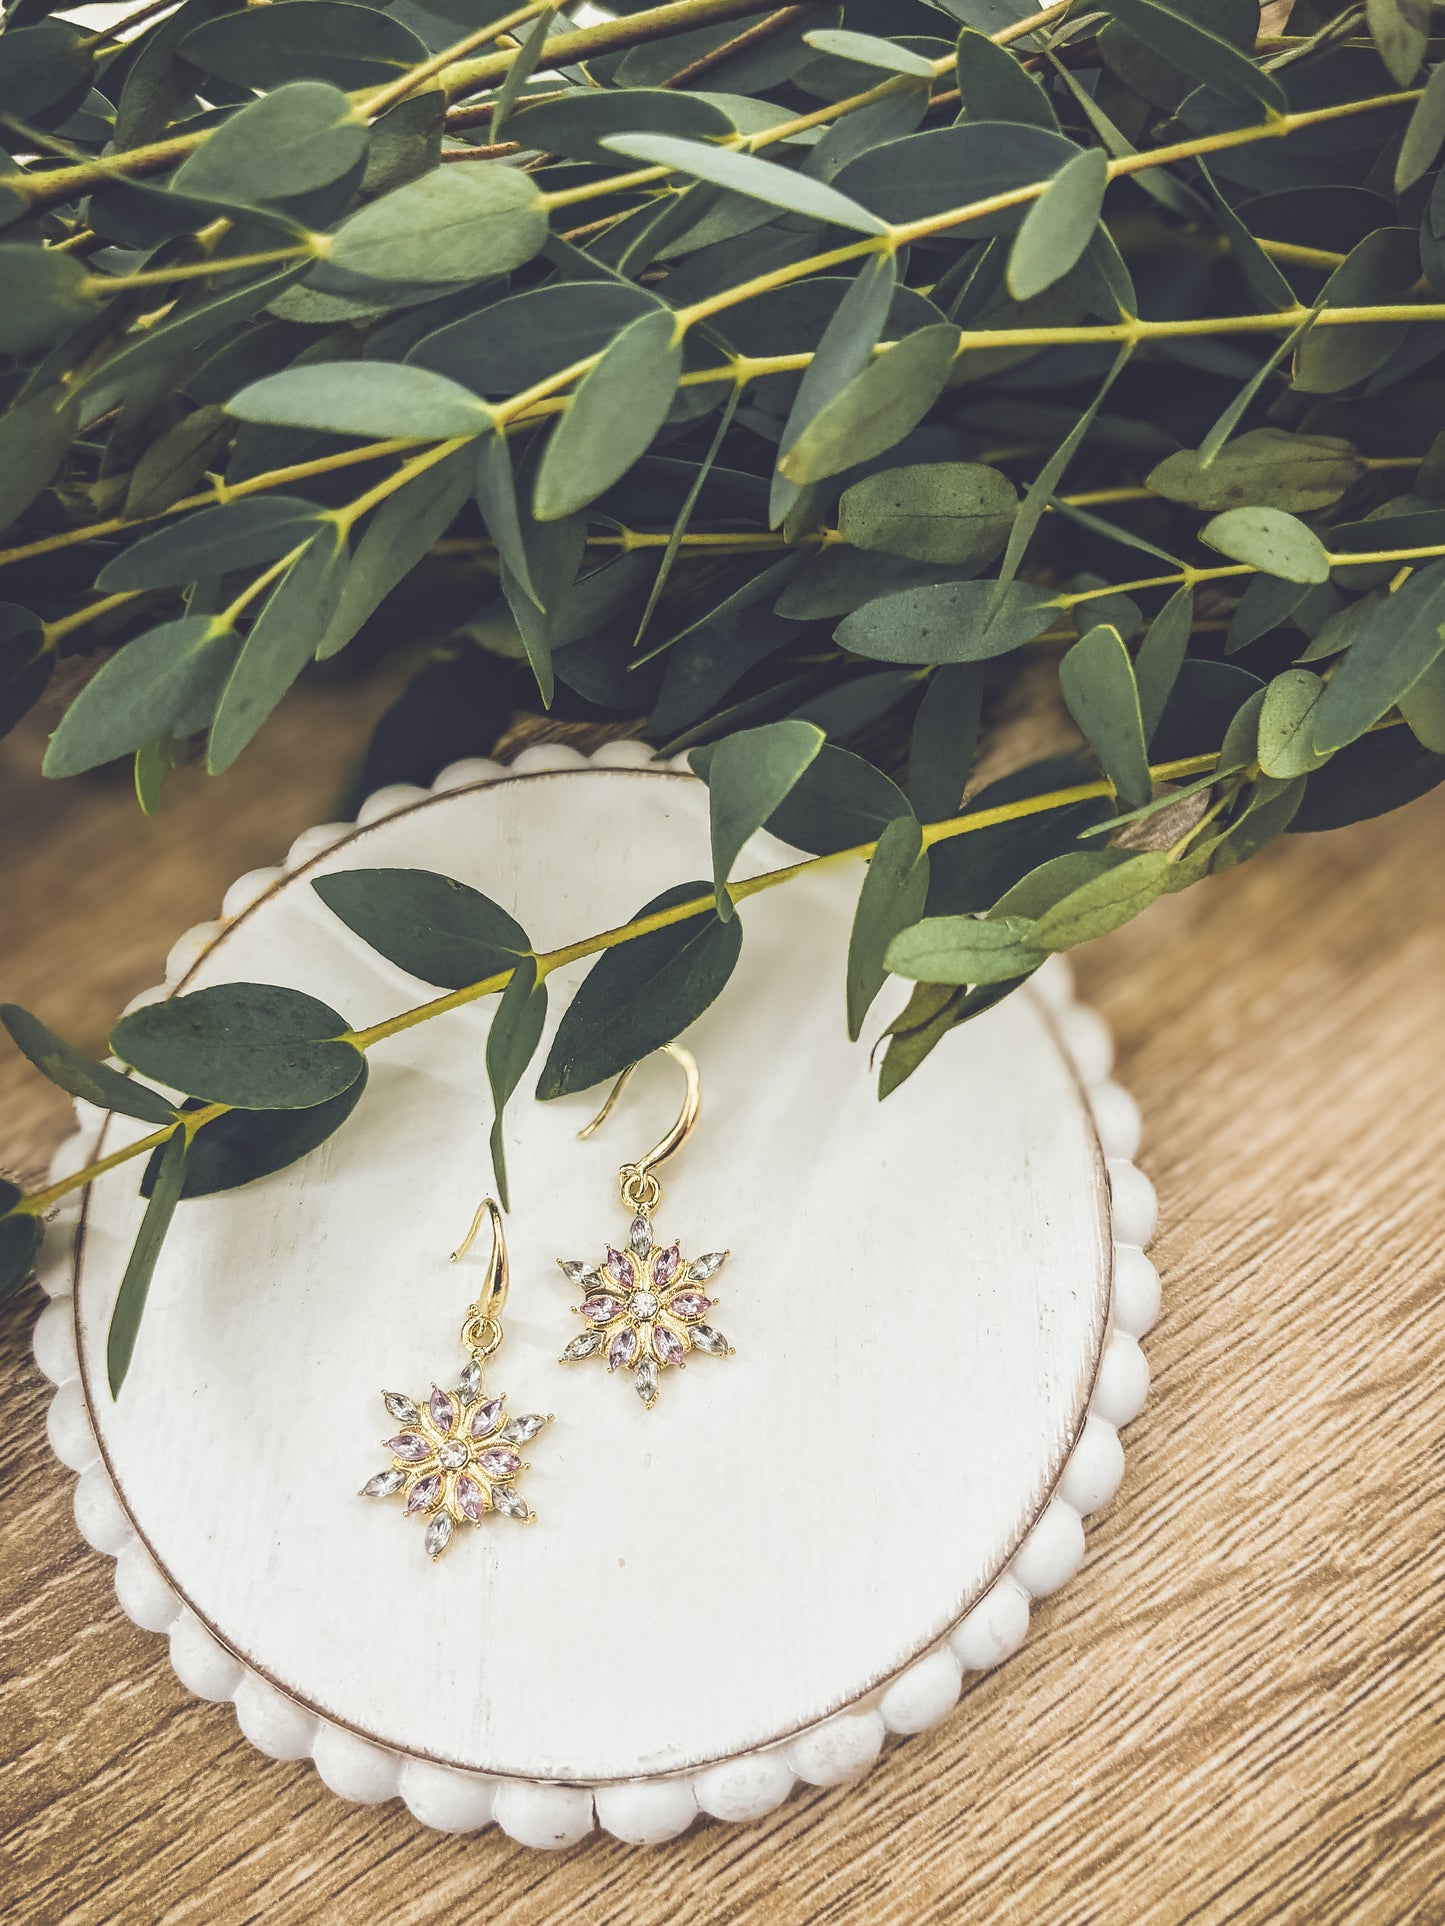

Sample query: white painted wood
[37,752,1156,1837]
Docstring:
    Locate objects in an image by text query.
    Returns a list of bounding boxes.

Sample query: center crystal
[437,1438,469,1470]
[630,1289,659,1321]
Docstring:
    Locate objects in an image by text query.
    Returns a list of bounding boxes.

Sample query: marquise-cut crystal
[360,1468,405,1498]
[608,1326,638,1371]
[561,1331,604,1360]
[668,1290,710,1320]
[425,1513,453,1558]
[689,1324,729,1354]
[605,1246,632,1285]
[428,1385,456,1431]
[558,1260,601,1287]
[689,1251,728,1280]
[653,1324,685,1366]
[492,1485,528,1520]
[386,1431,432,1462]
[477,1446,522,1477]
[629,1214,652,1256]
[630,1289,659,1321]
[501,1414,547,1444]
[470,1397,504,1437]
[580,1294,621,1323]
[405,1473,441,1514]
[652,1243,680,1287]
[457,1361,483,1401]
[455,1473,486,1524]
[383,1391,420,1424]
[437,1438,469,1471]
[635,1358,659,1406]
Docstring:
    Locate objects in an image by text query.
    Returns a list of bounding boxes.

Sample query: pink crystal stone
[608,1326,638,1372]
[428,1385,456,1431]
[605,1247,632,1285]
[653,1324,686,1366]
[455,1474,486,1524]
[652,1243,681,1287]
[477,1447,522,1478]
[580,1294,621,1323]
[386,1432,431,1462]
[470,1398,504,1437]
[405,1473,441,1514]
[667,1290,711,1319]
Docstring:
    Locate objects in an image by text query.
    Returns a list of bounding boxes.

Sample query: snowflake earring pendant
[556,1043,732,1410]
[361,1199,552,1560]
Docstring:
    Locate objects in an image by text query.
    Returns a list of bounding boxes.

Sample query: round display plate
[35,747,1159,1842]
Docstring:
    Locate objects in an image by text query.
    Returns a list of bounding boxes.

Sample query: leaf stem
[79,245,316,294]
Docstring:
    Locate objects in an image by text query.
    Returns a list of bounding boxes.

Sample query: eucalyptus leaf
[172,81,368,204]
[803,29,937,76]
[908,663,985,821]
[141,1072,369,1199]
[1029,849,1174,949]
[847,812,930,1039]
[1146,430,1365,513]
[533,308,683,522]
[0,1187,43,1306]
[108,1126,187,1396]
[838,462,1017,565]
[312,867,530,988]
[1102,0,1285,114]
[96,497,325,593]
[43,618,239,778]
[836,578,1061,665]
[1135,587,1193,743]
[1201,507,1331,584]
[0,245,99,354]
[1007,147,1109,303]
[779,323,961,484]
[110,982,363,1110]
[486,956,547,1211]
[1059,624,1152,809]
[316,448,473,660]
[601,133,890,235]
[0,1005,177,1125]
[1257,669,1331,779]
[228,361,493,440]
[1396,58,1445,192]
[886,914,1045,985]
[1311,560,1445,750]
[325,164,548,286]
[690,719,825,919]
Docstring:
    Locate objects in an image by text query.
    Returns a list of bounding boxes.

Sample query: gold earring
[360,1199,553,1560]
[556,1043,732,1410]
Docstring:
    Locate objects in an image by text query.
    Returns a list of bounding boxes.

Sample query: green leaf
[1366,0,1429,86]
[533,309,682,522]
[886,914,1045,985]
[228,362,493,441]
[1102,0,1286,114]
[485,956,547,1211]
[1257,668,1332,778]
[475,434,539,609]
[836,578,1060,665]
[1292,729,1445,832]
[1311,561,1445,750]
[713,742,911,854]
[955,28,1060,130]
[1006,146,1108,302]
[1224,571,1309,655]
[410,281,662,396]
[312,867,529,989]
[1194,160,1293,313]
[326,164,548,286]
[108,1126,188,1396]
[110,983,363,1110]
[1029,850,1174,949]
[0,245,99,354]
[180,1,429,92]
[600,134,890,235]
[1399,650,1445,751]
[208,526,349,771]
[510,87,735,164]
[803,29,938,76]
[691,719,824,920]
[0,1005,178,1125]
[908,663,985,821]
[0,1186,43,1306]
[1059,624,1152,809]
[124,405,231,520]
[1396,59,1445,192]
[0,603,51,742]
[316,448,472,660]
[43,617,238,779]
[1293,230,1422,396]
[1147,429,1365,514]
[847,813,930,1039]
[781,323,962,484]
[830,121,1079,230]
[990,849,1139,918]
[536,883,742,1099]
[141,1072,369,1199]
[172,81,368,204]
[837,462,1017,566]
[114,0,238,149]
[1201,506,1331,584]
[635,387,741,648]
[771,250,897,524]
[0,384,81,530]
[1134,586,1193,744]
[490,1,562,139]
[1197,308,1319,466]
[877,979,1015,1098]
[96,497,324,594]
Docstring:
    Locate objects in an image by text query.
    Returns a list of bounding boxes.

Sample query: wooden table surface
[2,685,1443,1926]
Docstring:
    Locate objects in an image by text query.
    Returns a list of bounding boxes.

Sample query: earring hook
[578,1042,701,1211]
[451,1196,508,1356]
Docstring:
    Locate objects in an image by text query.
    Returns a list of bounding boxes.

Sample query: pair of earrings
[359,1046,732,1560]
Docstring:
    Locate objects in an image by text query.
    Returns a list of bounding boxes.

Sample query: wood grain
[3,691,1445,1925]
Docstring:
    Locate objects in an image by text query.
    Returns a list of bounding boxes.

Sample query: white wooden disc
[65,759,1121,1789]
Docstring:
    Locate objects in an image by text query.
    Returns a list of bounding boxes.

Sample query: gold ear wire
[451,1196,509,1352]
[578,1043,701,1213]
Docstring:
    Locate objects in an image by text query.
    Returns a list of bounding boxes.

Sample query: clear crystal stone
[635,1358,659,1406]
[360,1468,404,1498]
[437,1438,469,1470]
[457,1361,482,1401]
[501,1414,547,1443]
[383,1391,420,1424]
[561,1331,604,1360]
[689,1251,728,1280]
[424,1513,453,1558]
[559,1260,601,1287]
[492,1485,528,1520]
[689,1324,729,1354]
[629,1214,652,1256]
[630,1289,659,1321]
